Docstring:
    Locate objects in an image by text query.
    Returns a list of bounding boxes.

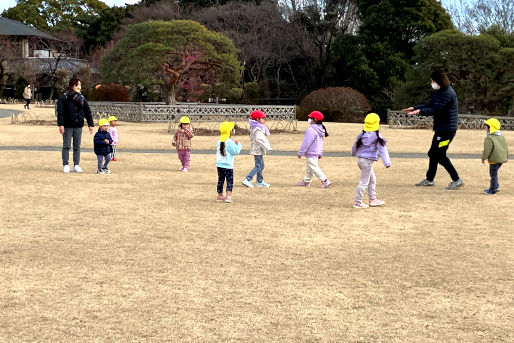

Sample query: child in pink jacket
[107,116,119,161]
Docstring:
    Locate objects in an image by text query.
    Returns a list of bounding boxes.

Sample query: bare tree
[443,0,514,34]
[0,37,23,96]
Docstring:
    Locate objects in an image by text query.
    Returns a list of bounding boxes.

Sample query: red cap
[250,110,266,120]
[308,111,324,121]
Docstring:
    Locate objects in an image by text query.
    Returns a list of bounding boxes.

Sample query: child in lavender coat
[351,113,391,208]
[296,111,331,188]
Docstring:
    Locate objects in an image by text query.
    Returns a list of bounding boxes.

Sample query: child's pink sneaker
[296,180,311,187]
[216,195,225,202]
[353,201,369,209]
[369,199,385,207]
[320,179,332,188]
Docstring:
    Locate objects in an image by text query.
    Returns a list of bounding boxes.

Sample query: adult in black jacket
[57,76,94,173]
[402,70,464,190]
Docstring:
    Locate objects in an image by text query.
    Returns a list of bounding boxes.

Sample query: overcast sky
[0,0,141,13]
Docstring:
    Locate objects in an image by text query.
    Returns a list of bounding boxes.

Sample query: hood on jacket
[310,123,325,137]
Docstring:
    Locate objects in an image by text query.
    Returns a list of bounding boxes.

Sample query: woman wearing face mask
[57,75,94,173]
[402,70,463,190]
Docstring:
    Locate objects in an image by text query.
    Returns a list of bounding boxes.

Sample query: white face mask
[307,118,313,124]
[431,82,440,90]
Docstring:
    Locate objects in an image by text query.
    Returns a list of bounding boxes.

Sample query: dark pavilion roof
[0,17,58,41]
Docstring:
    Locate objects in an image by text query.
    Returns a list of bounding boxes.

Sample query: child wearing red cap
[296,111,331,188]
[242,110,273,188]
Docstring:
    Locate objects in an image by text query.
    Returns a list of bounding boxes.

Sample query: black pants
[217,167,234,193]
[24,98,30,109]
[426,131,460,182]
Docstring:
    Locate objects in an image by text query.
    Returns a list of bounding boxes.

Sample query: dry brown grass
[1,104,513,342]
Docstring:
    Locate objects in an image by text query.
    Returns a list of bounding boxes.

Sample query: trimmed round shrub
[299,87,371,122]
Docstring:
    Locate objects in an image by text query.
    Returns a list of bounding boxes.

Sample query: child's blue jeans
[97,154,111,171]
[246,155,265,183]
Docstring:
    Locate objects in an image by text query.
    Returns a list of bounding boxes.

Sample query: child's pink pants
[178,150,190,169]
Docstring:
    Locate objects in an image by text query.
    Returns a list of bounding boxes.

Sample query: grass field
[1,104,513,342]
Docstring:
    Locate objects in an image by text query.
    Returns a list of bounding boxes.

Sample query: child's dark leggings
[217,167,233,193]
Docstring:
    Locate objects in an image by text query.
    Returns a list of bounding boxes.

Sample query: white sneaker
[369,199,385,207]
[242,179,254,188]
[73,165,83,173]
[255,181,270,187]
[63,165,70,173]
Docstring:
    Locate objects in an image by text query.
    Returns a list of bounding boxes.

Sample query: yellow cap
[363,113,380,132]
[99,118,110,126]
[484,118,500,133]
[219,121,235,142]
[179,116,190,124]
[108,115,117,122]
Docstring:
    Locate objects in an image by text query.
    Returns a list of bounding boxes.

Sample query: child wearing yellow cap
[172,116,194,172]
[94,118,113,174]
[351,113,391,208]
[482,118,509,195]
[107,116,119,161]
[216,122,242,203]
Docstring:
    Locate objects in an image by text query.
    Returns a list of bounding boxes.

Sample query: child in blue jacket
[94,118,113,174]
[216,121,242,203]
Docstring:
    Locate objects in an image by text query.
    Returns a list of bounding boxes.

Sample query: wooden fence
[88,102,297,131]
[387,110,514,130]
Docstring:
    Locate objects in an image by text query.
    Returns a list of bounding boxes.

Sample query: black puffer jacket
[414,86,458,132]
[57,93,94,128]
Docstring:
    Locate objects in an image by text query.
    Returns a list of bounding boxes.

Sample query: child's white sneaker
[63,165,70,173]
[97,169,105,174]
[255,181,270,187]
[353,201,369,209]
[369,199,385,207]
[73,165,83,173]
[181,168,188,173]
[102,168,111,174]
[224,196,232,203]
[242,179,254,188]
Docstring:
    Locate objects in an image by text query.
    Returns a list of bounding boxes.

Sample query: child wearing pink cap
[296,111,331,188]
[242,110,272,188]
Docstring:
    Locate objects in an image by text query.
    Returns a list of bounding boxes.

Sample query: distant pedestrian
[216,121,242,203]
[351,113,391,208]
[23,85,31,109]
[481,118,509,195]
[108,116,119,161]
[94,119,113,174]
[172,116,194,172]
[296,111,331,188]
[402,70,463,190]
[242,110,272,188]
[57,75,94,173]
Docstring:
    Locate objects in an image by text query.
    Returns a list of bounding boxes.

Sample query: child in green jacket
[482,118,509,195]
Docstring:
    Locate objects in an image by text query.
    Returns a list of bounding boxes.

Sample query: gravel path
[0,145,498,159]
